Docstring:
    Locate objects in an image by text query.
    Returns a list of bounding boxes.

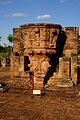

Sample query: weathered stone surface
[11,23,79,90]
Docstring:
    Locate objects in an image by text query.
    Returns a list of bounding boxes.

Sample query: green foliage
[0,34,13,60]
[0,46,12,60]
[7,34,13,43]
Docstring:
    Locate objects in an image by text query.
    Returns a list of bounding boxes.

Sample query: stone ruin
[0,58,10,67]
[10,23,79,90]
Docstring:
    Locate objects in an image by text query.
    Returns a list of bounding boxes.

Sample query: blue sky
[0,0,80,46]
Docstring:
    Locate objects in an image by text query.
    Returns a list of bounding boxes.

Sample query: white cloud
[36,14,51,20]
[60,0,67,3]
[0,0,12,5]
[12,13,25,17]
[4,13,26,18]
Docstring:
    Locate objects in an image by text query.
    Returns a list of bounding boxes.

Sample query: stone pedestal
[21,24,61,90]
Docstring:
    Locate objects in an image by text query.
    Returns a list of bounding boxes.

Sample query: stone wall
[11,24,79,90]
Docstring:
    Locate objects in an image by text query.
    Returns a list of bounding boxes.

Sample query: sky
[0,0,80,46]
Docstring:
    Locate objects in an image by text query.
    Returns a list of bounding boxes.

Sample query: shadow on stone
[44,31,67,85]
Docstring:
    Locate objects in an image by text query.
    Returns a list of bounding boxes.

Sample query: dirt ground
[0,67,80,120]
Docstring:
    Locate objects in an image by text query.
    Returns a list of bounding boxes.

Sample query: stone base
[57,79,73,88]
[46,77,73,90]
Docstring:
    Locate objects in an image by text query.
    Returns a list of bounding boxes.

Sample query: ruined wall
[63,27,78,85]
[11,24,79,89]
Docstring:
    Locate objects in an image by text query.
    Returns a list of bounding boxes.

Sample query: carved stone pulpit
[20,24,62,89]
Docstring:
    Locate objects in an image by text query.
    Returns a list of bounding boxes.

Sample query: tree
[7,34,13,52]
[7,34,13,43]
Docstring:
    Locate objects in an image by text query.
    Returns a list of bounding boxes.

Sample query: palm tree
[7,34,13,43]
[7,34,13,52]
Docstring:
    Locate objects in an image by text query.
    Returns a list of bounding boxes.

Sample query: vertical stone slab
[71,54,77,85]
[63,57,71,79]
[59,57,71,79]
[12,56,20,77]
[59,58,63,78]
[19,56,24,72]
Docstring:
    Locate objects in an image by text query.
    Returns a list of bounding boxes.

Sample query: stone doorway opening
[24,56,30,71]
